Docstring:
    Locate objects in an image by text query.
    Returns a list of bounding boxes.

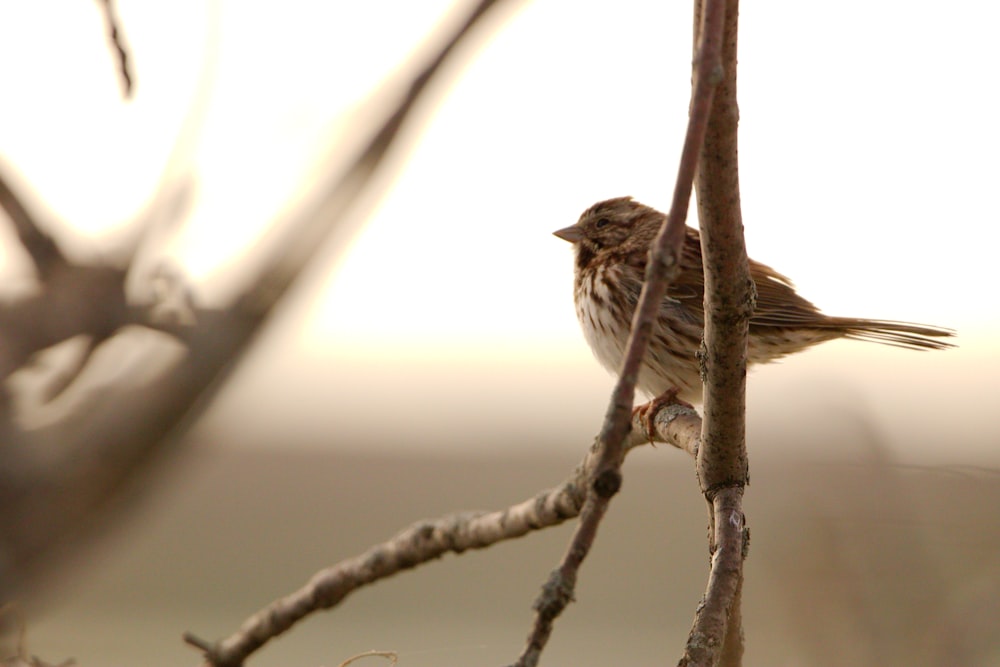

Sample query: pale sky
[1,1,998,461]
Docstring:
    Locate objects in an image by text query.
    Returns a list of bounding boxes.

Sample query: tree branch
[507,2,730,663]
[694,0,748,499]
[184,405,701,667]
[0,166,67,279]
[679,0,749,665]
[0,0,522,600]
[0,215,128,393]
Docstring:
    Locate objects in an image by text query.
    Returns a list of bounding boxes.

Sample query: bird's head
[553,196,663,269]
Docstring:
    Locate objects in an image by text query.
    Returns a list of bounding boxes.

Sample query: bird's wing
[663,226,829,329]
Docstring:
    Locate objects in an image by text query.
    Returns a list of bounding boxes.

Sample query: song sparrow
[554,196,954,404]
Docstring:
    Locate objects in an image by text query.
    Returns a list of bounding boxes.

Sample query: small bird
[554,196,954,404]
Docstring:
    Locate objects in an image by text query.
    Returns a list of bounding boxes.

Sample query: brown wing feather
[665,226,953,351]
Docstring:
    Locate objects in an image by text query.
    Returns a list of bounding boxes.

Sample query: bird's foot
[633,389,693,446]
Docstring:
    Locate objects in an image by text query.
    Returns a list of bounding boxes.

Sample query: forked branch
[0,0,521,602]
[508,1,730,665]
[184,405,701,667]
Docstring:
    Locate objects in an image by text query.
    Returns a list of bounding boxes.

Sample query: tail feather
[832,318,956,351]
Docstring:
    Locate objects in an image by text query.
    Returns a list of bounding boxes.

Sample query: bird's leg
[632,388,693,446]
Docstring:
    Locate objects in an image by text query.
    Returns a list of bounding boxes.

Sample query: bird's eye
[595,217,610,228]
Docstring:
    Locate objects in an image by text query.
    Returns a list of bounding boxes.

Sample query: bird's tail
[830,317,956,351]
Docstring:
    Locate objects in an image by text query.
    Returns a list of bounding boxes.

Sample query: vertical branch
[718,574,745,666]
[680,0,749,665]
[510,2,728,666]
[695,0,748,498]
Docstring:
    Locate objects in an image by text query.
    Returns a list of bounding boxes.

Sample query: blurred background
[1,1,999,665]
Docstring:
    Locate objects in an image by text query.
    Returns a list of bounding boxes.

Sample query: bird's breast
[573,266,633,375]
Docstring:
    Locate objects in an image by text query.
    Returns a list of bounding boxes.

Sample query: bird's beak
[553,225,583,243]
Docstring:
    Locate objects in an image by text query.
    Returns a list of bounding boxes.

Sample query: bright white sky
[1,1,998,459]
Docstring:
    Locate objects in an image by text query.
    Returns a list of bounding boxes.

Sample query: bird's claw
[633,389,693,446]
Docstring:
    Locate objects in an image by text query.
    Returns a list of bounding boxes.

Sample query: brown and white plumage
[554,196,954,402]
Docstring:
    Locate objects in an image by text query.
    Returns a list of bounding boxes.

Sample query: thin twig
[95,0,133,97]
[679,0,749,664]
[338,650,398,667]
[0,602,75,667]
[183,406,700,667]
[507,2,730,665]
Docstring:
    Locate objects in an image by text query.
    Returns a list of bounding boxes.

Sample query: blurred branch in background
[0,171,67,280]
[0,0,520,605]
[95,0,133,98]
[759,419,1000,666]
